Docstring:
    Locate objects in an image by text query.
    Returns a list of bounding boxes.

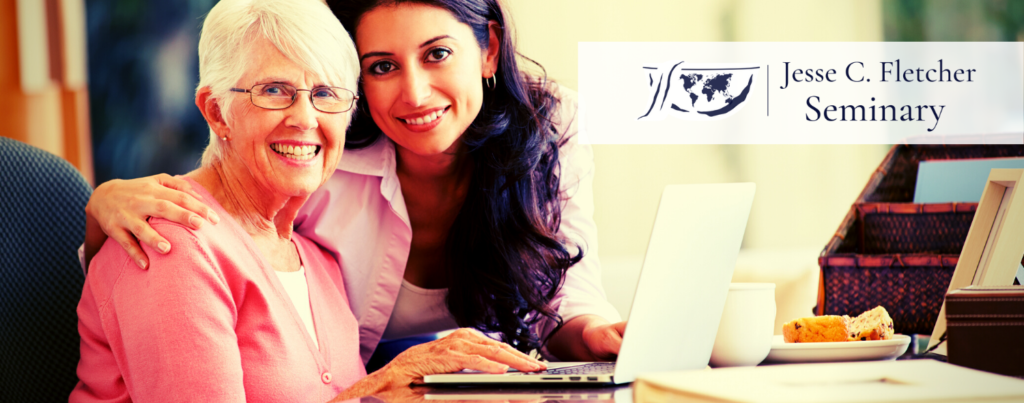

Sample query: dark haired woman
[82,0,626,382]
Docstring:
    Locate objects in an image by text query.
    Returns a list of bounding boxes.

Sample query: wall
[505,0,889,320]
[507,0,886,253]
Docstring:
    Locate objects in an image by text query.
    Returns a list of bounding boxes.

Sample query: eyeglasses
[230,83,358,113]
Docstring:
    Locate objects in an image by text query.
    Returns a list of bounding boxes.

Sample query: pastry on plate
[783,306,895,343]
[848,306,894,341]
[782,315,850,343]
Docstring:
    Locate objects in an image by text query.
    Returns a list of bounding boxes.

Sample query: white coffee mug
[709,282,776,367]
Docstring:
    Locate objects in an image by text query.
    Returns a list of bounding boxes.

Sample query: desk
[362,352,949,402]
[363,384,633,403]
[359,334,945,403]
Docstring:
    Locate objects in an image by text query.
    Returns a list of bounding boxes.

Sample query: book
[633,360,1024,403]
[913,157,1024,203]
[945,286,1024,378]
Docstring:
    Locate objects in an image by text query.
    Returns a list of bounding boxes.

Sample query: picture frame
[928,168,1024,353]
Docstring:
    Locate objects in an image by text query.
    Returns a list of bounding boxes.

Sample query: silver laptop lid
[613,183,755,384]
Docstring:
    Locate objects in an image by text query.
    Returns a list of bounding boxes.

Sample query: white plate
[764,334,911,364]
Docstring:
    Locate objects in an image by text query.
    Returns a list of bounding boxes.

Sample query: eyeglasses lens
[251,84,295,109]
[250,84,354,113]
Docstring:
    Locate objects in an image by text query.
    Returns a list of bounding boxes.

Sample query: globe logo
[638,62,761,121]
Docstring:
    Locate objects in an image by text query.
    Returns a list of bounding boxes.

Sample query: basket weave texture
[819,144,1024,335]
[857,203,977,254]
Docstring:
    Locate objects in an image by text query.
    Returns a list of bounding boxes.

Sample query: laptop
[423,183,756,385]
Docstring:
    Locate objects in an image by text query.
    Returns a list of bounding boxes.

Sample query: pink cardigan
[71,179,366,403]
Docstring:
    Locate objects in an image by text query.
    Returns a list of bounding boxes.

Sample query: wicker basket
[856,202,977,254]
[818,144,1024,335]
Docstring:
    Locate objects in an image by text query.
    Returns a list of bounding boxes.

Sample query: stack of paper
[634,360,1024,403]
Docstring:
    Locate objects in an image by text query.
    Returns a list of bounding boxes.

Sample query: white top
[381,280,458,340]
[274,266,318,349]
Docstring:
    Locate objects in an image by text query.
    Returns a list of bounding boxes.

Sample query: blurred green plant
[984,0,1024,41]
[884,0,1024,41]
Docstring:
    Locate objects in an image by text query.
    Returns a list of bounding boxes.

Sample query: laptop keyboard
[543,362,616,375]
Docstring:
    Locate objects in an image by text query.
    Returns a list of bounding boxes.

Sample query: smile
[398,106,450,126]
[270,143,321,161]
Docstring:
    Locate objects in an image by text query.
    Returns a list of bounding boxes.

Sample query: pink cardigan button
[322,372,332,384]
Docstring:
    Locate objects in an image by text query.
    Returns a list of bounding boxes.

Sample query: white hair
[196,0,359,166]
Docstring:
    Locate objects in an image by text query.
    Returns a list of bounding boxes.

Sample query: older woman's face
[221,39,349,198]
[356,3,497,157]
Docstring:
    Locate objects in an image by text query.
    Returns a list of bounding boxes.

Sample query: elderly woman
[70,0,541,401]
[83,0,626,371]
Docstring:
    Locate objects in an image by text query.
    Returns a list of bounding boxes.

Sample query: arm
[83,174,219,269]
[104,224,244,401]
[539,86,626,361]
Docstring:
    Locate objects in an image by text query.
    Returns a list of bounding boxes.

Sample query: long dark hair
[327,0,581,352]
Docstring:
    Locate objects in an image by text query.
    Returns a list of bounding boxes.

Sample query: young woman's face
[356,3,498,157]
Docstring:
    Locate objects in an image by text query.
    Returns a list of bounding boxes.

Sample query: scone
[783,315,851,343]
[848,306,894,341]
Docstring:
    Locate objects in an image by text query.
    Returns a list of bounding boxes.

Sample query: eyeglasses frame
[229,84,359,114]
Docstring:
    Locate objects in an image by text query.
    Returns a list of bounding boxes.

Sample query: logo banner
[578,42,1023,144]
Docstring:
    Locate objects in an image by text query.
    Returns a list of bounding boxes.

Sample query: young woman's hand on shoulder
[84,173,219,269]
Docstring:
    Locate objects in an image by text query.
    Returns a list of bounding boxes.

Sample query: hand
[385,328,547,384]
[84,173,219,269]
[545,315,626,361]
[581,321,627,361]
[333,328,547,399]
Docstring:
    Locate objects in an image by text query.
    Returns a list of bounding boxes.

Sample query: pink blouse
[294,85,622,362]
[72,179,366,403]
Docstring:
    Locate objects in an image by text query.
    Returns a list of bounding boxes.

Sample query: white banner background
[578,42,1023,144]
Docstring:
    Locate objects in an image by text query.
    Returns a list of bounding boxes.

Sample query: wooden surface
[0,0,93,184]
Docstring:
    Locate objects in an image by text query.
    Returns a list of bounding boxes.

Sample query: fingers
[125,210,171,256]
[151,175,219,226]
[497,341,546,371]
[611,321,627,337]
[594,323,626,360]
[154,173,202,200]
[123,179,217,255]
[453,352,511,374]
[91,174,219,265]
[107,227,150,270]
[384,328,548,385]
[455,340,545,373]
[450,329,545,364]
[445,329,546,372]
[148,191,214,229]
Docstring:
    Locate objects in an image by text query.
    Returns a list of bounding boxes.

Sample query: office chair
[0,137,93,402]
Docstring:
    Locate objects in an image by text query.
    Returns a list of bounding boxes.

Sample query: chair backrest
[0,137,93,402]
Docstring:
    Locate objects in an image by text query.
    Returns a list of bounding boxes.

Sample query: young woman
[83,0,626,368]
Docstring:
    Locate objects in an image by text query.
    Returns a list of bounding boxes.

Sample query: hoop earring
[485,73,497,90]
